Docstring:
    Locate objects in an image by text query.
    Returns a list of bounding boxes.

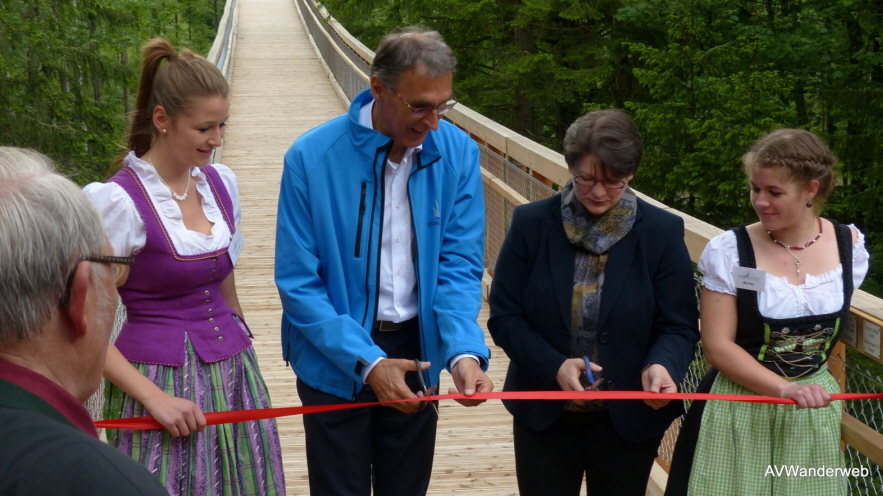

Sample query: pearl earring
[806,200,813,208]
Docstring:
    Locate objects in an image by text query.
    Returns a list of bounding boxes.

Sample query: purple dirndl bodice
[109,165,252,365]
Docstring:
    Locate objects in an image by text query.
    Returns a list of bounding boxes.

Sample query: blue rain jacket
[275,88,490,400]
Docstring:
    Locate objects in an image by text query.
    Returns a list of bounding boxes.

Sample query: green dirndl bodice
[666,221,854,496]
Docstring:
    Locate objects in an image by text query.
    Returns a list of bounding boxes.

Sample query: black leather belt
[373,317,417,332]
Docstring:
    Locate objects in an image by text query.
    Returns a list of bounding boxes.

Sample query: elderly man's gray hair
[0,147,105,344]
[370,27,456,88]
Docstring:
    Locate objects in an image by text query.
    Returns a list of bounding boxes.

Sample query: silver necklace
[768,217,822,277]
[148,157,191,202]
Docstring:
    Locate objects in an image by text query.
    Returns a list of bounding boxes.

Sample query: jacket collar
[0,358,98,437]
[347,88,442,169]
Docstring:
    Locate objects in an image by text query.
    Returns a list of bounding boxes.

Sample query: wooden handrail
[206,0,240,165]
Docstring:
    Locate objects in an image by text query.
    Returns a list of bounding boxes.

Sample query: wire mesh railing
[85,303,127,425]
[841,352,883,494]
[296,0,368,101]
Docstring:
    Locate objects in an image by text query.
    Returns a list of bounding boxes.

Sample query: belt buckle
[376,320,401,332]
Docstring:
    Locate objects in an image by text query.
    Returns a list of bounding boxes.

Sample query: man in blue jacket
[275,27,494,496]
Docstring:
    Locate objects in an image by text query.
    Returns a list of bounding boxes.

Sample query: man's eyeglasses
[572,176,628,190]
[392,90,457,118]
[60,255,135,307]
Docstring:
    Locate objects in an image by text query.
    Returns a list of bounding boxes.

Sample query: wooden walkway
[221,0,517,493]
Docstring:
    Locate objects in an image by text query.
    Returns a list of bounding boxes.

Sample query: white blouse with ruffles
[83,151,243,265]
[698,226,869,319]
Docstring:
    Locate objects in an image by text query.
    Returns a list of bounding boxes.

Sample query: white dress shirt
[360,101,420,323]
[358,101,478,382]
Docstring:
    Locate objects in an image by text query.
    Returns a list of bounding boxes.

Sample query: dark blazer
[488,194,699,443]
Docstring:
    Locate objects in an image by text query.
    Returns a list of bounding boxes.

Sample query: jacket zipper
[408,156,428,376]
[354,146,389,401]
[360,145,389,327]
[354,182,367,257]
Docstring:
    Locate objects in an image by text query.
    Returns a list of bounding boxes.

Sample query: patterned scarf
[560,180,637,410]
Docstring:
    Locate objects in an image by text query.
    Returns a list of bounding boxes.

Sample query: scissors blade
[414,359,439,417]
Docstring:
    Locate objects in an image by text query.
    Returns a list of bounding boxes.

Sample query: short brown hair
[563,109,643,178]
[743,129,836,208]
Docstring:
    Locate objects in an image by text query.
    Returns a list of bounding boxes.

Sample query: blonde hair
[743,128,836,208]
[115,38,228,167]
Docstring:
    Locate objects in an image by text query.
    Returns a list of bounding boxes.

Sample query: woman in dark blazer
[488,109,699,496]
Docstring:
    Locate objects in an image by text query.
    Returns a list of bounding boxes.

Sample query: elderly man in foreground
[0,147,167,495]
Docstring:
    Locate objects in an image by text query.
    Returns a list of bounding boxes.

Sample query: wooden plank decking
[221,0,517,493]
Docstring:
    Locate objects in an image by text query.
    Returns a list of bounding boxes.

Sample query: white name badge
[228,231,244,266]
[731,266,766,292]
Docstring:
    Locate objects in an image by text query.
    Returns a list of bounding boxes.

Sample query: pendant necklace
[148,157,191,202]
[768,217,823,277]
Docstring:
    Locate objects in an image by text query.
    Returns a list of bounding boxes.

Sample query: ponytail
[111,38,229,172]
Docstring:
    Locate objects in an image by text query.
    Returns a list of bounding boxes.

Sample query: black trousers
[297,319,438,496]
[514,410,663,496]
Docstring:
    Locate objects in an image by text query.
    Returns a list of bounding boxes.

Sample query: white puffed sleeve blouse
[698,226,869,319]
[83,152,244,265]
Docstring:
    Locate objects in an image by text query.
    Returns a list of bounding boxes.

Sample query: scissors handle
[583,356,595,384]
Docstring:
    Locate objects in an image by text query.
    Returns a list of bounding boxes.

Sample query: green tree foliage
[321,0,883,296]
[0,0,223,183]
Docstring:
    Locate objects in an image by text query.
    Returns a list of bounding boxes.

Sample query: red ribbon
[94,390,883,430]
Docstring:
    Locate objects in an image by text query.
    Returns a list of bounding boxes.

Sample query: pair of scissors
[583,356,604,391]
[414,359,439,416]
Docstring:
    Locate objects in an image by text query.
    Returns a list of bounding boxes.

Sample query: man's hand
[641,364,677,409]
[448,358,494,407]
[366,358,428,414]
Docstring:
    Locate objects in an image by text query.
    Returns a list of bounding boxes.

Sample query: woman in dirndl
[665,128,869,496]
[83,38,285,495]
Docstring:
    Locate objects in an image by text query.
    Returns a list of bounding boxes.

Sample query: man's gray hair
[370,27,456,88]
[0,147,105,344]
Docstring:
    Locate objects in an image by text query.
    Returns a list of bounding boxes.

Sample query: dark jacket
[488,194,699,442]
[0,378,168,495]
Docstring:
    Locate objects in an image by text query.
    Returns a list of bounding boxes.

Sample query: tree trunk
[512,25,535,138]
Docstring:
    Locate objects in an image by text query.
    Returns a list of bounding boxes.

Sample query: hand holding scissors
[555,357,603,406]
[582,356,604,391]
